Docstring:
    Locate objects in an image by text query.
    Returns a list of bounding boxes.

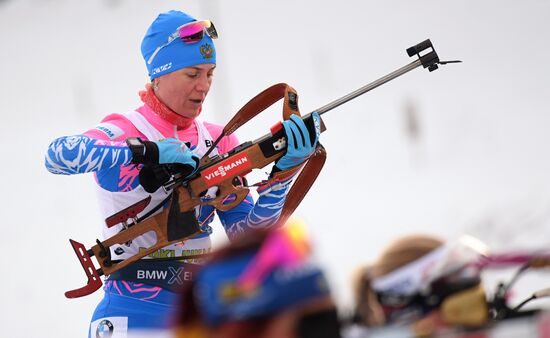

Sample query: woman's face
[154,63,216,119]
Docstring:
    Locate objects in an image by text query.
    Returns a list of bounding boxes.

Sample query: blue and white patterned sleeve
[45,135,132,175]
[217,174,295,241]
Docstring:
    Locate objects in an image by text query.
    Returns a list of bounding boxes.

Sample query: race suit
[45,104,295,337]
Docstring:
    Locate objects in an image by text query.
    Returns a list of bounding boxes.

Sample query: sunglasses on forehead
[147,20,218,65]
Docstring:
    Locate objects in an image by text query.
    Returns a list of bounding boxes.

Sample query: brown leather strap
[276,144,327,226]
[223,83,299,135]
[201,83,300,162]
[220,83,326,225]
[219,82,326,224]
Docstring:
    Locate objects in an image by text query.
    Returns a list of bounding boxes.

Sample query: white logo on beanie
[152,62,172,76]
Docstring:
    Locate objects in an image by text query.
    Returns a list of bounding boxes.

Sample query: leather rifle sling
[276,144,326,226]
[221,83,326,223]
[223,83,299,133]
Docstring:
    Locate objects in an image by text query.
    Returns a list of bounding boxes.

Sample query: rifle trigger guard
[209,182,250,212]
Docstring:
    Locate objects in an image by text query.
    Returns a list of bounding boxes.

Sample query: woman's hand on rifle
[273,112,321,172]
[126,137,200,192]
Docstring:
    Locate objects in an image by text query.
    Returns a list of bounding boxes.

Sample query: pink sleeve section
[220,133,240,154]
[83,113,145,141]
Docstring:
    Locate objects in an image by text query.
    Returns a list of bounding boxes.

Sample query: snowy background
[1,0,549,337]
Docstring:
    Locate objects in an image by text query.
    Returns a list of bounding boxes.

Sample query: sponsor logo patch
[90,317,127,338]
[202,153,251,187]
[135,267,193,284]
[94,123,124,140]
[96,320,114,338]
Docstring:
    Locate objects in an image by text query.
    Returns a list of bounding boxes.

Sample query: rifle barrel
[314,59,423,116]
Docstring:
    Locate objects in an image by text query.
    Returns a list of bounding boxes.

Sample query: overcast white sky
[1,0,549,337]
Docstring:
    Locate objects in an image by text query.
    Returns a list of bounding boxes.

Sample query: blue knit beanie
[141,10,216,80]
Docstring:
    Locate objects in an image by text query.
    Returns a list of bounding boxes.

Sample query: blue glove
[135,138,200,193]
[155,138,199,170]
[274,112,321,171]
[127,136,199,170]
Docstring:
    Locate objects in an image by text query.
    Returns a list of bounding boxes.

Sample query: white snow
[1,0,549,337]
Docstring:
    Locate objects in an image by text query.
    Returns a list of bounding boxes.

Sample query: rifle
[65,39,461,298]
[477,253,550,320]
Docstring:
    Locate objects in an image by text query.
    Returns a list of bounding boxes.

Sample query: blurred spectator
[175,220,342,338]
[347,234,489,336]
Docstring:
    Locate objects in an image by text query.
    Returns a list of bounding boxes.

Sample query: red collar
[138,83,197,129]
